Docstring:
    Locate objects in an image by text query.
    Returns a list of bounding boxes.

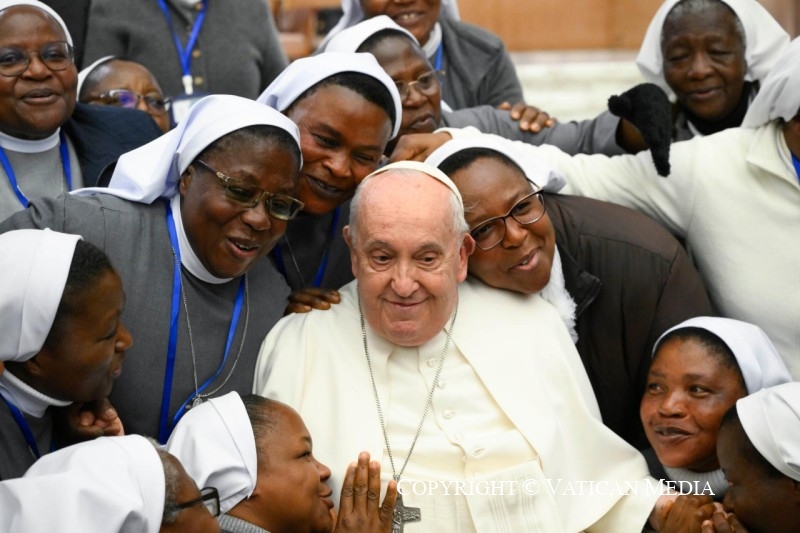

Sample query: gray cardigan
[218,514,270,533]
[437,17,524,109]
[443,106,626,156]
[83,0,288,99]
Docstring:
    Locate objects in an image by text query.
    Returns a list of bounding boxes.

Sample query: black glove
[608,83,672,177]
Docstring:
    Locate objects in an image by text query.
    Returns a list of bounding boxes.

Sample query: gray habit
[0,194,290,438]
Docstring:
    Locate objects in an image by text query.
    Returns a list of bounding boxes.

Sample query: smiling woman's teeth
[234,242,256,251]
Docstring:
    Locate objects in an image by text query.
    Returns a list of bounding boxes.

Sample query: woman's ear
[178,165,195,196]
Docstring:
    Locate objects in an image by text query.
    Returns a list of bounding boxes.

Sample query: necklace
[358,296,458,533]
[180,269,250,407]
[273,207,340,288]
[282,231,308,288]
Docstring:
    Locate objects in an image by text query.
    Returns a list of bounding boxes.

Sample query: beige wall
[458,0,798,51]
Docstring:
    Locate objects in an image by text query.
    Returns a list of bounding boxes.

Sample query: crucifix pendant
[392,492,421,533]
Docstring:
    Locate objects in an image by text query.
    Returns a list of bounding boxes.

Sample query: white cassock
[254,278,658,532]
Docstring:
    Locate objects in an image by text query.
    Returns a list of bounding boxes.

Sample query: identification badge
[171,91,209,124]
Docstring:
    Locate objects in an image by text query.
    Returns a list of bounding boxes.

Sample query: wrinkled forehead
[661,0,743,45]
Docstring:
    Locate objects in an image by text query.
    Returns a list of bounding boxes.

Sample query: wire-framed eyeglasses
[171,486,220,517]
[0,41,74,77]
[195,159,304,220]
[469,187,547,251]
[89,89,172,115]
[395,70,443,101]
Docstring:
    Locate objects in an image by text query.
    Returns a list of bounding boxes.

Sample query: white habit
[254,279,658,532]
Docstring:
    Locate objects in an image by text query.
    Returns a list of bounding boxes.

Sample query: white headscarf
[742,37,800,128]
[76,55,116,97]
[0,0,73,45]
[0,229,81,363]
[76,94,301,203]
[425,135,566,192]
[318,0,459,51]
[737,382,800,482]
[636,0,789,97]
[0,435,164,533]
[257,52,402,140]
[323,15,418,53]
[653,317,792,394]
[166,392,258,514]
[424,136,577,341]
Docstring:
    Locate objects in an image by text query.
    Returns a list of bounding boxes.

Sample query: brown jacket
[546,193,714,449]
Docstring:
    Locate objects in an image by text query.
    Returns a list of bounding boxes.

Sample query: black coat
[63,103,163,187]
[546,193,714,449]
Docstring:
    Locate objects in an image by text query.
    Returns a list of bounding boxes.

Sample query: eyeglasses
[0,41,74,77]
[195,159,305,220]
[90,89,172,115]
[172,487,220,517]
[469,187,547,251]
[395,70,442,101]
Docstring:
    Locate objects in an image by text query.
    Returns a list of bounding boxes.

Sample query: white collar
[0,129,60,153]
[422,22,442,58]
[539,246,578,343]
[0,370,71,418]
[664,465,729,497]
[170,194,233,284]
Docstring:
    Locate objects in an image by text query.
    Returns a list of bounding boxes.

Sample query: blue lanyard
[157,0,208,95]
[0,131,72,207]
[273,206,340,288]
[1,394,41,459]
[157,199,245,443]
[433,42,445,94]
[434,42,444,71]
[792,152,800,183]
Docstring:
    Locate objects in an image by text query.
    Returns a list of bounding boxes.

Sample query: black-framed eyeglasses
[195,159,305,220]
[0,41,74,77]
[469,185,546,251]
[89,89,172,115]
[395,70,443,101]
[172,486,220,517]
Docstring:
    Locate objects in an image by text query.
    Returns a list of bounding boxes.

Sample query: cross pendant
[392,492,421,533]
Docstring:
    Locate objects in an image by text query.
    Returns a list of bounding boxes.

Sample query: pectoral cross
[392,493,421,533]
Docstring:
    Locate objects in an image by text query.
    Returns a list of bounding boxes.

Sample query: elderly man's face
[345,171,471,346]
[0,6,77,140]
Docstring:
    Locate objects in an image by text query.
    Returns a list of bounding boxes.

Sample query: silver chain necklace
[282,233,307,288]
[358,295,458,532]
[178,267,250,408]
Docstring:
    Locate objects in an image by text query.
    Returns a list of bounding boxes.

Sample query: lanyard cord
[156,0,208,95]
[1,394,42,459]
[273,206,340,288]
[157,199,245,443]
[0,131,72,207]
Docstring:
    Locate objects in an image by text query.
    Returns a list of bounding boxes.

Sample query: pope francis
[254,161,666,532]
